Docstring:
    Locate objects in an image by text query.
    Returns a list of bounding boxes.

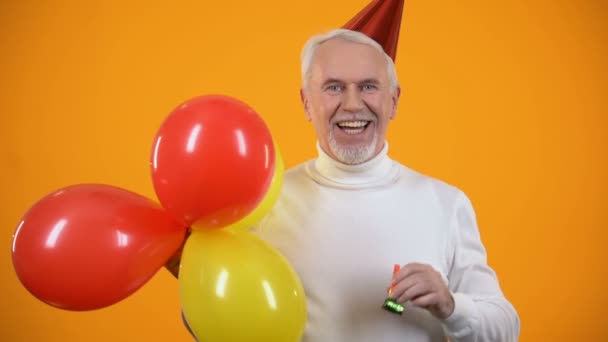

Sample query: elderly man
[249,28,520,342]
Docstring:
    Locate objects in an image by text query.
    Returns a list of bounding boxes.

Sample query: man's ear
[390,86,401,120]
[300,88,312,121]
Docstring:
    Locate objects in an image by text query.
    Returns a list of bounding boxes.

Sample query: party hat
[342,0,405,61]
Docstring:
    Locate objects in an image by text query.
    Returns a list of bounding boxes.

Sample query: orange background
[1,0,606,340]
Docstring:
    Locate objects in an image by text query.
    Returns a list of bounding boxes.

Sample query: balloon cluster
[11,95,306,341]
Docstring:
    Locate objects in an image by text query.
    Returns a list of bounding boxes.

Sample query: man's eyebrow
[320,78,380,87]
[321,78,344,87]
[359,78,380,84]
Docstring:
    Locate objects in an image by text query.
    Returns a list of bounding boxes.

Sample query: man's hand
[389,263,455,320]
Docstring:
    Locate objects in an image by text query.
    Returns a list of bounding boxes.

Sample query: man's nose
[342,86,365,113]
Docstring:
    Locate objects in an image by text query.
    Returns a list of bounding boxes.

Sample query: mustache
[331,112,377,124]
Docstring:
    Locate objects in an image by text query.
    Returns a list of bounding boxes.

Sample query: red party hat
[342,0,405,61]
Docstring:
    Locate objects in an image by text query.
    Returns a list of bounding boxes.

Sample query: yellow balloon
[229,143,284,231]
[179,229,306,342]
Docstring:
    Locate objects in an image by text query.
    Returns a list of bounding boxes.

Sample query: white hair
[300,29,399,91]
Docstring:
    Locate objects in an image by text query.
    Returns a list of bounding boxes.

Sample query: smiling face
[301,38,400,165]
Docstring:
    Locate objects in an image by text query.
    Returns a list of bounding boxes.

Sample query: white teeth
[337,120,368,128]
[337,120,369,135]
[342,127,365,135]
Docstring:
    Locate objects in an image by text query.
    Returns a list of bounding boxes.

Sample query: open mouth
[336,120,372,135]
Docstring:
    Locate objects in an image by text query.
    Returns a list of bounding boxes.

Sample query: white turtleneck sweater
[251,143,520,342]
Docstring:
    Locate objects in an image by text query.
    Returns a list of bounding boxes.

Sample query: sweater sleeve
[441,192,520,341]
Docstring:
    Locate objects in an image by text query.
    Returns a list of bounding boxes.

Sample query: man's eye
[326,85,343,93]
[361,84,378,92]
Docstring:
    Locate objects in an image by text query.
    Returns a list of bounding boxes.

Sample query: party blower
[382,264,405,315]
[12,94,307,342]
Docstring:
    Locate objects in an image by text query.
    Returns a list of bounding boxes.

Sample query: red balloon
[11,184,186,311]
[151,95,275,229]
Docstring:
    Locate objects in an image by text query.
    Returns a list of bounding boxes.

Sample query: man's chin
[330,143,376,165]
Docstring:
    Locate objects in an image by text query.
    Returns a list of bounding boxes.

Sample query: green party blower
[382,264,405,315]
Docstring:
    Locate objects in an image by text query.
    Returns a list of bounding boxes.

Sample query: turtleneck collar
[305,141,401,190]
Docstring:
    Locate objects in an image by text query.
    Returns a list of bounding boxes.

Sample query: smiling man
[250,26,520,342]
[302,35,399,165]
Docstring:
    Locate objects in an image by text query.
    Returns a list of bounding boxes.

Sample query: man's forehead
[310,40,388,84]
[314,39,384,63]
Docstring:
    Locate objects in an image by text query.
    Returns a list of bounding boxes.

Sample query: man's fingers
[410,293,438,308]
[386,263,454,320]
[397,281,431,304]
[390,273,423,298]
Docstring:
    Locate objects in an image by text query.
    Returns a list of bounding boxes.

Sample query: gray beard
[328,129,378,165]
